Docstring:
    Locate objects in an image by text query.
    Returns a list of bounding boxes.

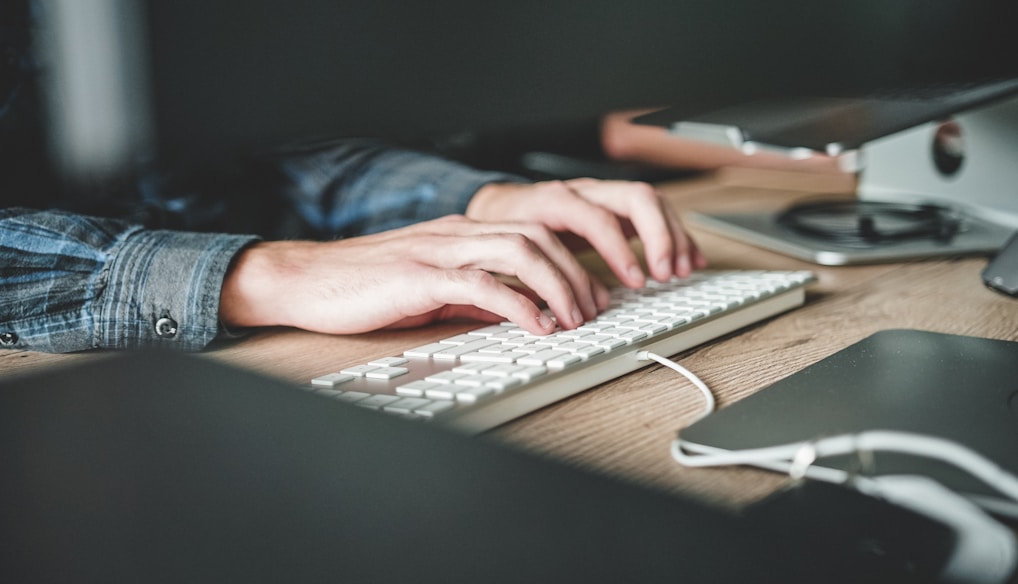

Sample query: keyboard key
[617,330,649,344]
[482,364,528,377]
[439,334,482,345]
[460,351,526,364]
[336,391,371,403]
[466,325,512,337]
[659,315,692,329]
[517,349,569,366]
[404,343,450,358]
[432,339,503,361]
[368,356,409,367]
[453,374,493,387]
[636,322,668,335]
[424,386,459,400]
[546,353,582,368]
[315,388,345,399]
[413,400,456,418]
[383,397,434,414]
[485,377,523,392]
[355,394,401,410]
[364,366,409,380]
[311,372,354,388]
[340,364,382,377]
[453,362,495,374]
[594,337,627,351]
[396,380,440,397]
[476,344,521,354]
[425,371,469,384]
[513,365,548,381]
[557,343,604,360]
[455,386,496,404]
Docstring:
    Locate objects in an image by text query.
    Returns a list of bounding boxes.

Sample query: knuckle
[629,181,660,202]
[500,232,537,253]
[537,180,573,197]
[587,206,619,229]
[438,214,469,225]
[521,223,555,244]
[470,270,500,289]
[566,177,598,188]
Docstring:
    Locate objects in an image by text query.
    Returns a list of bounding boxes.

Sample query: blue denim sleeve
[0,208,258,353]
[274,139,528,238]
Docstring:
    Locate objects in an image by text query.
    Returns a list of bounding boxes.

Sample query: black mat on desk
[680,329,1018,499]
[0,351,956,583]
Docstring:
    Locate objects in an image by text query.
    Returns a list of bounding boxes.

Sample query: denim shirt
[0,140,524,353]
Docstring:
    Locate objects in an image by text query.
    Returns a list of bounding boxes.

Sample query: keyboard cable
[636,350,716,419]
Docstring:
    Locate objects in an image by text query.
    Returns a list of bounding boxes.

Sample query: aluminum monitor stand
[684,95,1018,265]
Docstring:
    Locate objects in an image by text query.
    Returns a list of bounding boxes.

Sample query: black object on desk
[680,329,1018,502]
[0,351,958,583]
[983,230,1018,297]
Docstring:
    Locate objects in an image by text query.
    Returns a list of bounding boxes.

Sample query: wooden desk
[4,169,1015,509]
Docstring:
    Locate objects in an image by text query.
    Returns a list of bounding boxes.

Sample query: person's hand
[219,215,611,336]
[465,178,707,288]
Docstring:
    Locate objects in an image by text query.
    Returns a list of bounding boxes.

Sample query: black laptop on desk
[0,350,966,583]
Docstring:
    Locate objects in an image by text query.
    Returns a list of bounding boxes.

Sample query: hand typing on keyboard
[467,179,706,286]
[220,179,706,337]
[308,270,816,432]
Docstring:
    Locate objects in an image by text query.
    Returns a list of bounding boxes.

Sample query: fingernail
[595,287,611,310]
[678,254,691,276]
[628,265,645,287]
[656,258,672,280]
[571,306,585,327]
[537,312,554,331]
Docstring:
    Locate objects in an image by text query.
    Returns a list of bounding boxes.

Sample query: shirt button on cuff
[155,317,179,339]
[0,332,18,346]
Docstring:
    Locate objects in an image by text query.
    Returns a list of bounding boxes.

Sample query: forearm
[0,208,258,353]
[274,139,527,237]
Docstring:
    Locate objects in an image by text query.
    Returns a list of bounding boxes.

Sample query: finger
[659,204,693,278]
[462,222,602,322]
[567,179,682,282]
[425,267,557,335]
[657,204,708,274]
[467,181,647,288]
[570,179,708,280]
[413,232,588,329]
[418,218,601,323]
[383,304,505,331]
[528,184,646,288]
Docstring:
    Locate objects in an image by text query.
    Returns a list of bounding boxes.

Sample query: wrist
[466,181,524,222]
[219,241,308,329]
[465,183,498,221]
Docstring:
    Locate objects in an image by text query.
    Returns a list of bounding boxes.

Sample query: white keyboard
[307,270,815,434]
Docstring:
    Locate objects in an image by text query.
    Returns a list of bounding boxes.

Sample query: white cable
[640,350,1018,504]
[652,355,1018,579]
[672,430,1018,504]
[636,350,715,418]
